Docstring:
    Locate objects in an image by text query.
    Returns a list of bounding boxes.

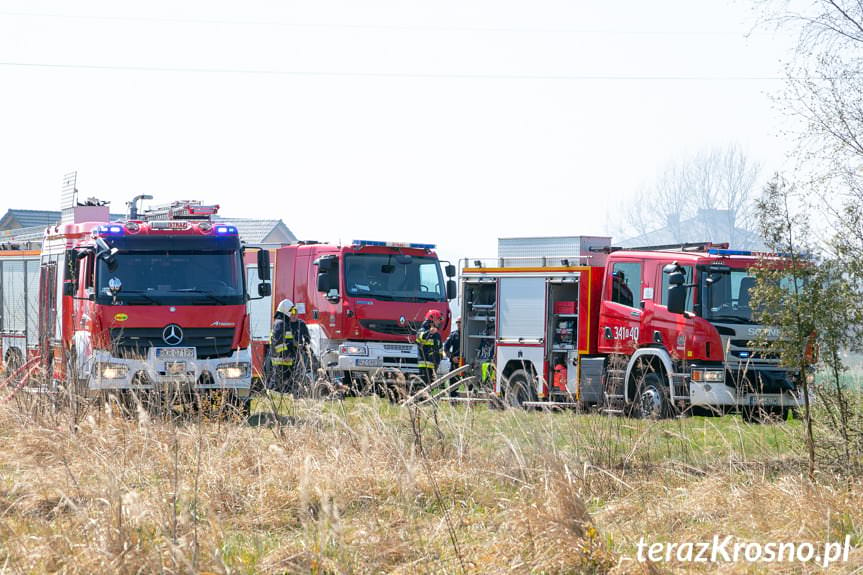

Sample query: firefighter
[416,309,444,388]
[444,317,462,397]
[268,298,310,393]
[444,317,461,365]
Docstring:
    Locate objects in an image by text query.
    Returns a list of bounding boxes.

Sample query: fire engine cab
[246,240,456,386]
[0,197,271,401]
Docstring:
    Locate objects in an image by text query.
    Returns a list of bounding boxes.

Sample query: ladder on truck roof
[139,200,220,221]
[589,241,729,254]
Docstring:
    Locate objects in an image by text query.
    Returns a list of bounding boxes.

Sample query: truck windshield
[344,253,446,302]
[95,235,244,306]
[700,267,802,324]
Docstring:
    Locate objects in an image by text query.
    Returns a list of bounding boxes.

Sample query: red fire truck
[245,240,456,387]
[460,240,802,418]
[0,199,271,403]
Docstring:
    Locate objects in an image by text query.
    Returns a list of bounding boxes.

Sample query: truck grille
[109,327,236,359]
[360,320,414,336]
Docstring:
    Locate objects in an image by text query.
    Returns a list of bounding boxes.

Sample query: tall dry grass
[0,389,861,574]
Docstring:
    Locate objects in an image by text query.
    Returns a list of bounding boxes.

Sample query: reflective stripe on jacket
[271,316,297,367]
[416,320,442,370]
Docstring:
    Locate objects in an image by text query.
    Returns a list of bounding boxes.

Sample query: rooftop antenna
[128,194,154,219]
[60,171,78,224]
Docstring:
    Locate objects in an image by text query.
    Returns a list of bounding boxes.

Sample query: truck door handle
[630,311,641,318]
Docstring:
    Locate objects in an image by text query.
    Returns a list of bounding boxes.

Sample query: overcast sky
[0,1,797,266]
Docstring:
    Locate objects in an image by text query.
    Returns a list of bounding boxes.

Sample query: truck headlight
[217,363,250,379]
[691,368,724,383]
[339,344,368,356]
[97,362,128,379]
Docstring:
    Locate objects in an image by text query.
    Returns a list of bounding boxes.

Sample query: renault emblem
[162,324,184,346]
[399,315,406,326]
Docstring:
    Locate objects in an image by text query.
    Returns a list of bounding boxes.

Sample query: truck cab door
[598,259,643,355]
[653,262,695,359]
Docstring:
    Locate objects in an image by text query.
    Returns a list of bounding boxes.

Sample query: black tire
[634,372,672,419]
[310,380,335,401]
[503,369,535,409]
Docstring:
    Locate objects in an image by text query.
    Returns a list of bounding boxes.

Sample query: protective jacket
[444,328,460,361]
[416,319,442,370]
[270,314,296,367]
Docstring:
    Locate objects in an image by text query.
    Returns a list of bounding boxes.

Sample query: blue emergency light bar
[97,225,124,235]
[352,240,436,250]
[215,225,238,235]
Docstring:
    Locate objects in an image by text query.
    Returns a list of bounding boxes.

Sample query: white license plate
[356,358,383,367]
[155,347,195,359]
[747,394,782,406]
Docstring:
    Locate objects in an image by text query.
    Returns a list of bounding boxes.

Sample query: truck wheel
[503,369,535,409]
[635,372,672,419]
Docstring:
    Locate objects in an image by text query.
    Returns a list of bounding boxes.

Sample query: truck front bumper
[689,381,802,408]
[88,347,252,392]
[336,341,421,374]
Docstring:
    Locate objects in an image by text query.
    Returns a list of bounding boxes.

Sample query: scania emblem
[162,324,184,346]
[399,315,406,326]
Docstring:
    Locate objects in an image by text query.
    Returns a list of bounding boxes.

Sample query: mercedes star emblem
[162,324,184,346]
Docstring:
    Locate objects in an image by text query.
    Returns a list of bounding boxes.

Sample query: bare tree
[618,144,761,247]
[759,1,863,228]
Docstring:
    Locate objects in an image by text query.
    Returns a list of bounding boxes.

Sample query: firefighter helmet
[276,299,295,316]
[425,309,443,324]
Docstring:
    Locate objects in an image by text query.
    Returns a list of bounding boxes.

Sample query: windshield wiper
[173,288,230,305]
[708,314,752,324]
[364,293,396,301]
[115,290,159,305]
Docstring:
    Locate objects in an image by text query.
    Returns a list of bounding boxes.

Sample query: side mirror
[63,282,75,297]
[257,249,271,281]
[667,284,687,315]
[446,279,457,300]
[315,255,337,271]
[667,270,685,286]
[258,282,271,297]
[317,272,330,293]
[445,264,456,278]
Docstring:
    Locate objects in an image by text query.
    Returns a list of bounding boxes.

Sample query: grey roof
[0,209,61,230]
[0,209,126,231]
[0,225,47,245]
[213,216,297,245]
[619,209,766,251]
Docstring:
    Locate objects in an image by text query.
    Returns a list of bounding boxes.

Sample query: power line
[0,61,788,81]
[0,10,763,37]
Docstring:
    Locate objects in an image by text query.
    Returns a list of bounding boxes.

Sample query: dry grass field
[0,390,861,574]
